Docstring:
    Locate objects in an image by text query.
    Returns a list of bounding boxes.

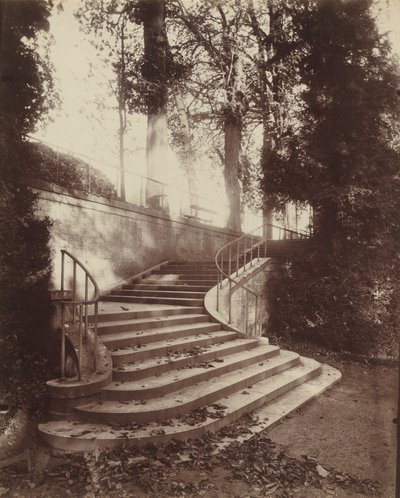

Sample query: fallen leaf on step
[264,483,279,495]
[316,464,329,478]
[150,428,165,436]
[120,306,129,311]
[127,456,147,465]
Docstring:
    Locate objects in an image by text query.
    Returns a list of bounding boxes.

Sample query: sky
[33,0,400,226]
[34,0,226,210]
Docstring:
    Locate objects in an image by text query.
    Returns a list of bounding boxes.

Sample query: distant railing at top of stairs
[215,222,311,335]
[59,250,100,381]
[24,134,266,232]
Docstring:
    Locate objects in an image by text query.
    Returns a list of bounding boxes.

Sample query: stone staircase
[39,259,340,452]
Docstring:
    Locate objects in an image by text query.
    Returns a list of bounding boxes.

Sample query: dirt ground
[0,350,397,498]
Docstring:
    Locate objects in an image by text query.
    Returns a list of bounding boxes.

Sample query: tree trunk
[118,106,126,201]
[221,4,244,233]
[248,0,274,237]
[118,20,127,201]
[140,0,169,209]
[224,112,241,232]
[173,84,197,200]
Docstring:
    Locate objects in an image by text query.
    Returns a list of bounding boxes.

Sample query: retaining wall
[31,180,240,292]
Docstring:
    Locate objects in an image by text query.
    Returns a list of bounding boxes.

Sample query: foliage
[0,0,56,142]
[25,141,118,199]
[267,0,400,356]
[0,0,56,400]
[0,180,52,406]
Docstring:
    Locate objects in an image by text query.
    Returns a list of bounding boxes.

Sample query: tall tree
[77,0,143,201]
[0,0,55,399]
[175,0,249,231]
[246,0,303,233]
[267,0,400,354]
[131,0,170,206]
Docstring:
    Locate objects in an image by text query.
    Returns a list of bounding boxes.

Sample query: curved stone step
[165,261,245,269]
[111,289,206,299]
[123,284,210,292]
[154,269,219,275]
[148,273,218,281]
[96,305,204,323]
[103,345,281,401]
[111,330,239,367]
[74,350,301,425]
[102,295,204,306]
[38,356,327,452]
[141,278,217,287]
[102,322,222,350]
[98,313,209,336]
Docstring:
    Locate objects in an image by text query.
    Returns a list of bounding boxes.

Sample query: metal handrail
[215,222,311,335]
[59,250,100,381]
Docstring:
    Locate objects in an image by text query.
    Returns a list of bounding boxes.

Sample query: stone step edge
[104,346,281,400]
[98,314,209,335]
[73,351,301,424]
[111,330,244,368]
[102,322,222,349]
[125,285,211,292]
[38,357,335,452]
[112,290,207,298]
[141,280,217,286]
[95,307,204,323]
[102,296,204,306]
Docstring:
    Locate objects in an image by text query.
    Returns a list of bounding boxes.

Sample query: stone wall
[230,259,279,337]
[204,258,279,338]
[31,180,240,292]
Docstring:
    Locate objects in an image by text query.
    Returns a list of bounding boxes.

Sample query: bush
[272,240,399,358]
[23,141,118,199]
[0,179,52,409]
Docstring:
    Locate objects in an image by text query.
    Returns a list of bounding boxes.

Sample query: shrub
[23,141,118,199]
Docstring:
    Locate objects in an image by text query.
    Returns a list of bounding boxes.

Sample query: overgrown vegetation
[0,0,55,408]
[25,141,118,199]
[265,0,400,357]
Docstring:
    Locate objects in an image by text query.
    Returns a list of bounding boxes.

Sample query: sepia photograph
[0,0,399,496]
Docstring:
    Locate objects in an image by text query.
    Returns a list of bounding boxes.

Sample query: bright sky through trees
[33,0,400,222]
[34,0,228,211]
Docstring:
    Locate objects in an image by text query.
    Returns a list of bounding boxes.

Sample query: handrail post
[72,261,77,323]
[60,304,66,380]
[245,290,249,334]
[255,296,258,336]
[94,301,98,371]
[243,237,247,270]
[236,240,239,277]
[58,249,100,381]
[85,274,88,338]
[220,252,224,289]
[228,279,232,323]
[216,275,220,311]
[78,304,83,381]
[250,234,253,266]
[228,245,232,278]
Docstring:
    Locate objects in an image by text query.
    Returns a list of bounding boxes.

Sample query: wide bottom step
[38,358,340,452]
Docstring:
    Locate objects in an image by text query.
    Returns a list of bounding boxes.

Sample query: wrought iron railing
[215,222,310,335]
[59,250,100,381]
